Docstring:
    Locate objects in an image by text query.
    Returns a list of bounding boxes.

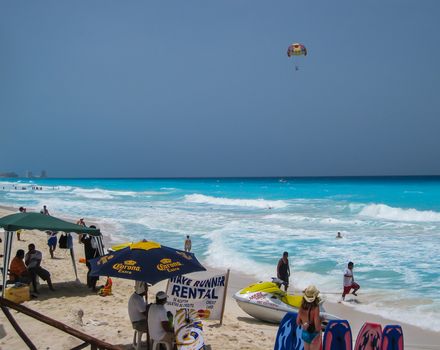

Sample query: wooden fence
[0,297,123,350]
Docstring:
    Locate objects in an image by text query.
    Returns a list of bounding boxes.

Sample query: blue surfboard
[274,312,304,350]
[323,320,352,350]
[381,325,403,350]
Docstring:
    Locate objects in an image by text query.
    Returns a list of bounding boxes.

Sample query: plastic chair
[151,340,172,350]
[132,329,148,350]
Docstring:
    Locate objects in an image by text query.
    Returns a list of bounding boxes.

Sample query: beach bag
[59,234,68,249]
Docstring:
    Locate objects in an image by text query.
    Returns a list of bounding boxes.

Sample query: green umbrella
[0,212,100,235]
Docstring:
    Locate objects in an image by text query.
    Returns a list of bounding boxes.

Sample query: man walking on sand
[342,261,360,301]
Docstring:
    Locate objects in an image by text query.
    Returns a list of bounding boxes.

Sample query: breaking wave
[184,194,288,209]
[359,204,440,222]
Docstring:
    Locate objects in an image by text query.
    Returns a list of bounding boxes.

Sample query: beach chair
[132,329,148,350]
[132,330,172,350]
[132,304,174,350]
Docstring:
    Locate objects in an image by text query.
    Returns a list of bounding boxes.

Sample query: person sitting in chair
[25,243,54,292]
[9,249,31,284]
[128,282,148,332]
[148,291,175,346]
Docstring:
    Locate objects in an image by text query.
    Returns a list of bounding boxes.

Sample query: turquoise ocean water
[1,177,439,331]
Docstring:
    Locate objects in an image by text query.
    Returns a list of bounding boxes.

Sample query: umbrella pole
[1,231,14,297]
[69,248,79,281]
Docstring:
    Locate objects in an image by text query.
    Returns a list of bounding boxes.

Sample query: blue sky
[1,1,439,177]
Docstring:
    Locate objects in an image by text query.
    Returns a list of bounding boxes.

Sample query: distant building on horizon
[0,172,19,178]
[26,170,48,178]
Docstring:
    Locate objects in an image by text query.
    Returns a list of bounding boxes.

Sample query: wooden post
[1,305,37,350]
[219,269,230,326]
[0,298,121,349]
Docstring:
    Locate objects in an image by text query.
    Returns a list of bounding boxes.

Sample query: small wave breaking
[184,194,288,209]
[359,204,440,222]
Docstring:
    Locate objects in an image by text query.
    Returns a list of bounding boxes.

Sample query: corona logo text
[112,260,141,274]
[157,258,183,272]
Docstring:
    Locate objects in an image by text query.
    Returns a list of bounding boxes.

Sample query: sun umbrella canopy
[0,212,101,235]
[89,241,206,285]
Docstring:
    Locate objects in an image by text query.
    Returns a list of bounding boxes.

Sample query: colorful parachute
[287,43,307,57]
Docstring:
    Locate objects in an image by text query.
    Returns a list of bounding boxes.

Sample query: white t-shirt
[343,268,353,287]
[25,250,42,269]
[128,293,147,323]
[148,304,168,341]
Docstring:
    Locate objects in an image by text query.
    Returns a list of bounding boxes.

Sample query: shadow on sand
[236,316,278,328]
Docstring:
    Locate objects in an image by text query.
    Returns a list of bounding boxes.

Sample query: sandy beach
[1,206,439,350]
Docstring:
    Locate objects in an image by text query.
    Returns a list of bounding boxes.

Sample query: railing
[0,297,122,350]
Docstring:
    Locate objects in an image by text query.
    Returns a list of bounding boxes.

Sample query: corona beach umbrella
[89,241,206,285]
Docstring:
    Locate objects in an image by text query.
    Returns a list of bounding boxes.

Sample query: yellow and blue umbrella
[89,241,206,285]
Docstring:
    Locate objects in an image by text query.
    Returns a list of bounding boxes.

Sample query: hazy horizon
[1,1,440,177]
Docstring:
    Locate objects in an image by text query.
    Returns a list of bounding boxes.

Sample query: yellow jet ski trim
[281,295,303,308]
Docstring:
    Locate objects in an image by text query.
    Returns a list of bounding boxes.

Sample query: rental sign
[166,271,229,321]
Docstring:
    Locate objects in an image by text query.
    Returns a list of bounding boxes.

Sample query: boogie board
[381,325,403,350]
[323,320,352,350]
[274,312,304,350]
[354,322,382,350]
[174,308,206,350]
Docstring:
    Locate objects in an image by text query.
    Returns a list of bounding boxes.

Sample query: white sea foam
[2,179,440,332]
[359,203,440,222]
[184,194,288,209]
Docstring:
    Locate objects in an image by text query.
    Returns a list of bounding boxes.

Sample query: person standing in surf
[342,261,360,301]
[297,285,322,350]
[277,251,290,292]
[184,235,192,252]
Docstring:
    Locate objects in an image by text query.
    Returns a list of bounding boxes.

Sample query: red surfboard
[354,322,382,350]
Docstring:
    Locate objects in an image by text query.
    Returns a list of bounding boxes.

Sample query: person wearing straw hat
[296,285,322,350]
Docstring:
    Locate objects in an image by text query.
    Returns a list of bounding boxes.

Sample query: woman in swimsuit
[296,285,322,350]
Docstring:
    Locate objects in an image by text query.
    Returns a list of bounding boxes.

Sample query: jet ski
[233,280,340,327]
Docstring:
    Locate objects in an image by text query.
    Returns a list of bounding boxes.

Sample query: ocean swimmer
[342,261,360,301]
[276,251,290,292]
[336,232,342,239]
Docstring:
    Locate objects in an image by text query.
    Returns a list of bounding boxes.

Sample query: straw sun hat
[303,285,320,303]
